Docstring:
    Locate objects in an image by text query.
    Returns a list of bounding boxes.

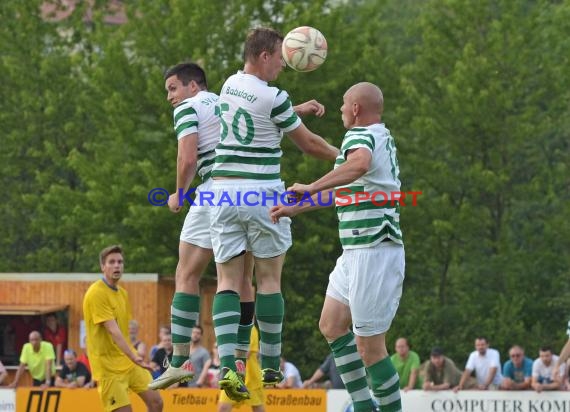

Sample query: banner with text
[16,388,326,412]
[0,389,16,412]
[327,389,570,412]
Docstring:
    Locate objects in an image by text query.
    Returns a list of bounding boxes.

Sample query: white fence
[0,389,15,411]
[327,389,570,412]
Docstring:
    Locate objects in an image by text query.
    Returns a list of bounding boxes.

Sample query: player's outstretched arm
[300,148,371,196]
[270,190,333,223]
[294,100,325,118]
[168,133,198,213]
[287,124,339,161]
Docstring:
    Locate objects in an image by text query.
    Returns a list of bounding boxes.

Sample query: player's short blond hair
[99,245,123,266]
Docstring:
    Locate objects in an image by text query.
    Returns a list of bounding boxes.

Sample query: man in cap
[421,347,469,391]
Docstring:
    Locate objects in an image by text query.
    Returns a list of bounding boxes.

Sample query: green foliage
[1,0,569,377]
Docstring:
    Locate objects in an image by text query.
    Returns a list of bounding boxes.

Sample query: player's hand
[141,362,154,372]
[168,193,182,213]
[7,381,17,389]
[133,355,153,371]
[270,205,296,223]
[287,183,314,202]
[294,100,325,117]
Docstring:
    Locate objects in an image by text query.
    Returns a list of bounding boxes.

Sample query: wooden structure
[0,273,217,385]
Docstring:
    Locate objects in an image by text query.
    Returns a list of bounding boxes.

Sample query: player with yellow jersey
[83,245,163,412]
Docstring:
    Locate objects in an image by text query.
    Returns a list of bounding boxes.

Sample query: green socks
[329,332,375,412]
[212,291,241,370]
[368,356,402,412]
[255,293,283,370]
[170,292,199,367]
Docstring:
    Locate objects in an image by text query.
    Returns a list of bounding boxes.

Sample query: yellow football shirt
[20,341,56,381]
[83,279,135,380]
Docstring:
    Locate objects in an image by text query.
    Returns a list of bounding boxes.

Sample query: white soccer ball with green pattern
[282,26,328,72]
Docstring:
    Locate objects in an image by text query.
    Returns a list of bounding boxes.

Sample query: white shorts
[209,179,292,263]
[326,242,405,337]
[180,180,213,249]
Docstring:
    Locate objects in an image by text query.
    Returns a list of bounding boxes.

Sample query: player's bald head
[29,330,41,340]
[29,330,42,348]
[345,82,384,115]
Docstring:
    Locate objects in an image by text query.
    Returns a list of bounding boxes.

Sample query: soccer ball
[282,26,328,72]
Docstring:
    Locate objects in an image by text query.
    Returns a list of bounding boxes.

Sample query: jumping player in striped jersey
[149,62,257,390]
[209,28,339,401]
[271,82,404,412]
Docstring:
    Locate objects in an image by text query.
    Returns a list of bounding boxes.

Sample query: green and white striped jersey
[212,71,301,180]
[173,90,219,182]
[334,123,403,248]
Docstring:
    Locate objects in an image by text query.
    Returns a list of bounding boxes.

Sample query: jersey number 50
[216,104,255,145]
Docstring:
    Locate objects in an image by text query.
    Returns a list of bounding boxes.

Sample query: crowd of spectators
[3,316,570,393]
[418,336,570,392]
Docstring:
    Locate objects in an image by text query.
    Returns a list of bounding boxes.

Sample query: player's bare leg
[137,389,163,412]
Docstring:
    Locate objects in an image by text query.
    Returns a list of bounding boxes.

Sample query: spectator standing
[43,313,67,366]
[186,326,211,388]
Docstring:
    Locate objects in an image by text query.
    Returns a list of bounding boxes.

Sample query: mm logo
[25,391,61,412]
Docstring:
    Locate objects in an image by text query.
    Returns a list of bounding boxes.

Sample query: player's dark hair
[99,245,123,266]
[539,346,552,353]
[243,27,283,62]
[164,62,208,89]
[193,325,203,333]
